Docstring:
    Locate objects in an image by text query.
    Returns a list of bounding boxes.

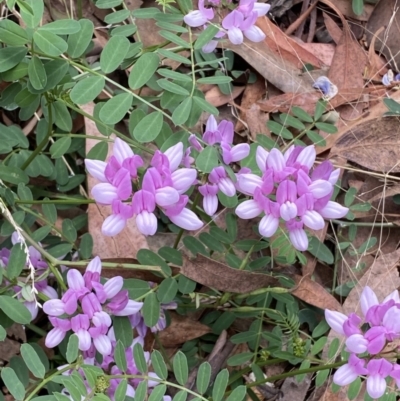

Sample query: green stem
[15,199,94,205]
[25,364,75,401]
[247,360,346,387]
[332,220,399,228]
[52,259,162,272]
[21,97,52,170]
[25,323,47,337]
[76,0,83,19]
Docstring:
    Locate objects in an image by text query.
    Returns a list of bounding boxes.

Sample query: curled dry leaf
[181,254,342,311]
[157,312,211,347]
[255,17,325,69]
[82,103,149,259]
[366,0,400,72]
[227,38,313,94]
[205,85,245,107]
[323,0,374,22]
[322,12,342,45]
[331,117,400,173]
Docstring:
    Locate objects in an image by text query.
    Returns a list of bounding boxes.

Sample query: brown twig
[306,5,317,42]
[285,0,318,36]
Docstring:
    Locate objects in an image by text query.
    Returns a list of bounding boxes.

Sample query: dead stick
[285,0,319,36]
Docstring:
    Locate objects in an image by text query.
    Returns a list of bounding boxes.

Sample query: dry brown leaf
[279,375,312,401]
[295,43,336,67]
[366,0,400,72]
[323,12,342,44]
[235,74,266,132]
[228,37,313,94]
[255,17,325,69]
[364,26,388,81]
[244,103,271,140]
[82,103,149,259]
[0,338,21,363]
[327,29,367,90]
[325,0,374,21]
[331,117,400,173]
[205,85,245,107]
[157,312,211,347]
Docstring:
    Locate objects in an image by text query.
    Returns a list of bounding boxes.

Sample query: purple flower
[333,354,367,386]
[366,359,392,399]
[132,190,157,236]
[164,195,203,231]
[45,317,71,348]
[84,256,102,291]
[221,142,250,164]
[312,76,338,100]
[199,184,219,216]
[184,0,214,27]
[89,324,112,356]
[209,166,236,197]
[71,314,91,351]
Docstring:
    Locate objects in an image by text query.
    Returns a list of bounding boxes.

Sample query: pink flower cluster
[235,145,348,251]
[183,0,271,52]
[326,287,400,399]
[189,115,250,215]
[43,257,143,356]
[85,139,202,236]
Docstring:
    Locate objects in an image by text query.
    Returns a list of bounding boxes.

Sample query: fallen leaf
[256,17,325,69]
[279,375,312,401]
[82,103,149,259]
[327,29,367,90]
[244,103,271,140]
[295,43,336,67]
[366,0,400,72]
[324,0,374,21]
[205,85,245,107]
[323,12,342,44]
[227,38,313,94]
[364,26,388,81]
[331,117,400,173]
[157,312,211,347]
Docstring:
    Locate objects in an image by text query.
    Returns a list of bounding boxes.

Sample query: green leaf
[157,79,189,96]
[6,243,26,280]
[178,275,196,294]
[113,316,133,348]
[148,385,166,401]
[315,122,338,133]
[137,249,171,276]
[345,187,357,207]
[158,69,191,82]
[328,338,340,359]
[67,19,94,58]
[42,200,57,224]
[134,381,147,401]
[96,0,123,8]
[66,334,79,363]
[53,101,72,132]
[47,243,73,258]
[1,367,25,400]
[28,56,47,90]
[172,391,187,401]
[308,237,334,264]
[291,106,313,123]
[194,24,219,49]
[133,342,148,373]
[114,379,127,401]
[212,369,229,401]
[197,75,232,84]
[21,343,45,378]
[104,10,131,24]
[19,0,43,28]
[86,141,108,161]
[306,130,326,146]
[132,111,163,143]
[157,277,178,303]
[50,137,72,158]
[123,279,150,299]
[99,93,132,124]
[114,340,127,372]
[100,35,130,73]
[44,59,69,90]
[196,362,211,394]
[156,21,188,33]
[158,247,182,265]
[157,49,191,65]
[195,145,218,173]
[348,377,362,400]
[129,53,159,90]
[0,325,5,341]
[279,113,305,130]
[111,24,137,37]
[38,20,81,35]
[151,350,168,380]
[15,88,39,108]
[0,165,29,185]
[158,30,189,47]
[0,20,29,45]
[2,61,28,82]
[0,46,27,72]
[226,386,246,401]
[172,97,192,125]
[142,292,160,327]
[314,100,327,121]
[267,120,293,139]
[227,352,253,366]
[33,30,68,56]
[70,76,105,104]
[132,7,160,18]
[352,0,364,15]
[192,96,218,115]
[311,336,327,355]
[315,368,330,387]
